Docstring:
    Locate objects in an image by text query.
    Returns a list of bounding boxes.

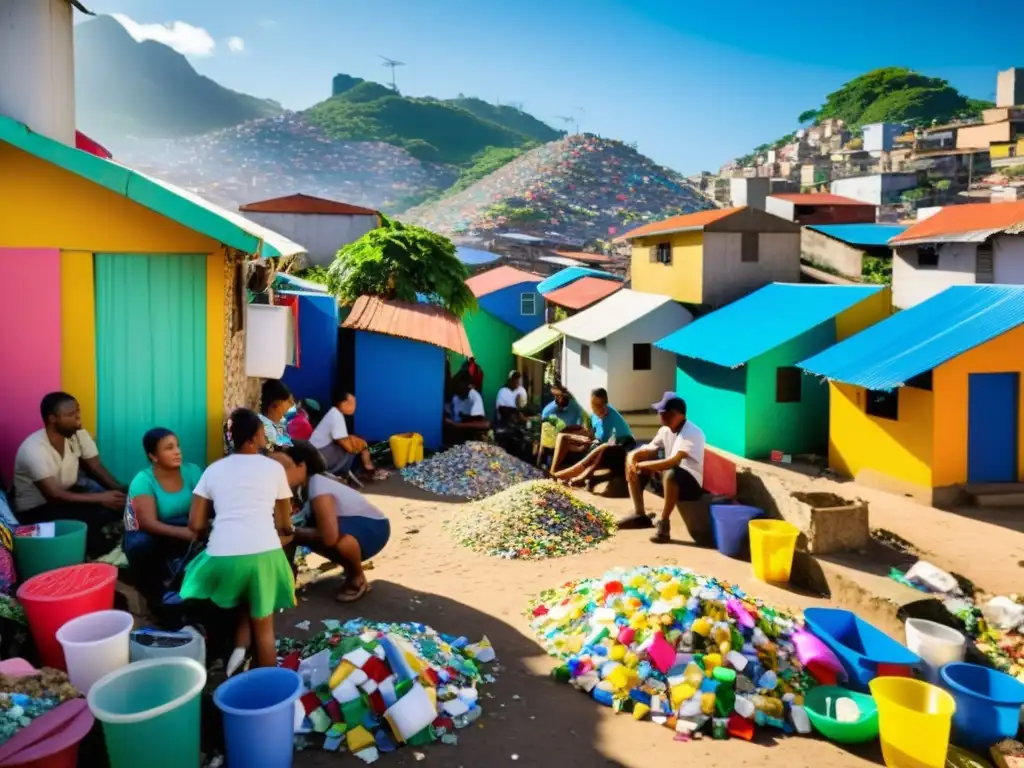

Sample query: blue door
[967,372,1019,483]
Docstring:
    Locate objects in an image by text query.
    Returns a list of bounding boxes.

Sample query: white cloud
[112,13,216,57]
[226,36,245,53]
[258,19,277,29]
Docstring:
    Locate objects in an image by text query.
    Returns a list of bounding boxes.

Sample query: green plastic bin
[86,657,206,768]
[13,520,87,581]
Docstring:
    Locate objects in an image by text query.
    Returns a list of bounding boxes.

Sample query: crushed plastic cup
[56,610,134,695]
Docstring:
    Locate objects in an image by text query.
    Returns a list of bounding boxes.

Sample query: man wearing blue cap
[620,392,705,543]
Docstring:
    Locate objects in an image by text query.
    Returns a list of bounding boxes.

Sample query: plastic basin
[870,676,955,768]
[939,662,1024,752]
[13,520,87,581]
[803,685,879,744]
[56,610,134,695]
[214,667,303,767]
[87,657,206,768]
[748,519,800,583]
[0,698,94,768]
[17,563,118,670]
[904,618,965,683]
[710,505,763,558]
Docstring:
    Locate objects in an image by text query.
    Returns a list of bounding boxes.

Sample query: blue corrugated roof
[537,267,622,294]
[807,224,908,247]
[656,283,884,367]
[456,246,501,265]
[799,285,1024,390]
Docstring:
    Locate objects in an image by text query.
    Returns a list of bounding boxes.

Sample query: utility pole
[379,55,406,92]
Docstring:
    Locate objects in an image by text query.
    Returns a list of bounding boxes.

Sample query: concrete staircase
[623,411,659,442]
[963,483,1024,507]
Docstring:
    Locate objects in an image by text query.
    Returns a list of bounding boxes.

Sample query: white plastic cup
[904,618,966,683]
[57,610,134,694]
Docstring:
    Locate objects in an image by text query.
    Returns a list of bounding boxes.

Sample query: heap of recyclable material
[400,442,543,500]
[529,566,818,742]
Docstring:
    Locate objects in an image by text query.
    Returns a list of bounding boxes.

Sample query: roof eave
[618,224,706,242]
[891,229,1003,247]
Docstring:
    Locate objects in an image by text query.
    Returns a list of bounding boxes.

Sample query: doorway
[967,372,1019,483]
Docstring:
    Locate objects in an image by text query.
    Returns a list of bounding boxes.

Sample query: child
[181,408,297,672]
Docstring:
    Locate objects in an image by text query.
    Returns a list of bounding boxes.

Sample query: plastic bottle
[748,695,784,719]
[789,704,812,735]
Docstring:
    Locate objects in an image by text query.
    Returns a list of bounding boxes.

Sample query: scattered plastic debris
[0,667,82,743]
[400,443,543,500]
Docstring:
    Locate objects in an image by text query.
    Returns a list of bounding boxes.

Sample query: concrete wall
[561,337,608,408]
[993,235,1024,284]
[702,231,801,307]
[892,242,977,309]
[831,174,918,205]
[605,302,691,411]
[676,357,748,456]
[630,231,704,304]
[478,282,544,334]
[241,211,377,266]
[764,197,796,221]
[800,228,866,279]
[997,67,1024,109]
[957,121,1013,150]
[729,177,770,209]
[863,123,903,153]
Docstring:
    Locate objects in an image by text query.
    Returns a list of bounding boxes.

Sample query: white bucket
[904,618,965,683]
[56,610,134,694]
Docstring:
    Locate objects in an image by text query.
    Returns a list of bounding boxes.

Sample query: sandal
[335,581,372,603]
[650,519,672,544]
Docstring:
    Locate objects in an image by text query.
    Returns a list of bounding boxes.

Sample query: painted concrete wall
[241,211,377,267]
[605,302,691,411]
[835,286,892,341]
[562,337,608,406]
[801,228,866,279]
[892,243,977,309]
[450,309,521,418]
[993,235,1024,284]
[764,197,796,221]
[675,357,747,456]
[354,332,444,449]
[280,292,340,411]
[863,123,903,153]
[730,178,769,209]
[629,231,703,304]
[478,282,544,334]
[702,231,801,308]
[830,174,918,205]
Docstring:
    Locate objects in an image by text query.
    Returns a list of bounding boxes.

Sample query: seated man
[619,393,705,544]
[544,384,590,472]
[309,391,386,481]
[444,374,490,444]
[495,370,528,427]
[13,391,126,558]
[553,388,635,485]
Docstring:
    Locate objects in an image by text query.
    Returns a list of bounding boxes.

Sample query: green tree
[326,216,476,317]
[798,109,820,124]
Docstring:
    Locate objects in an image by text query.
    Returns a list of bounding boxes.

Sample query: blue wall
[353,332,445,449]
[479,283,544,333]
[281,292,339,409]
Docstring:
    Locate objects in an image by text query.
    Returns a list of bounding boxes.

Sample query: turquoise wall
[675,355,747,456]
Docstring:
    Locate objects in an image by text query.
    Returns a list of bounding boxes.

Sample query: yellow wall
[835,287,892,341]
[828,381,934,489]
[60,251,97,435]
[629,231,704,303]
[990,138,1024,159]
[205,251,226,464]
[932,324,1024,486]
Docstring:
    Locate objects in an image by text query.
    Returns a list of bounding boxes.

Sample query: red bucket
[16,564,117,670]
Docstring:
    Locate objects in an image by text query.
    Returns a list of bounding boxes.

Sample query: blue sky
[80,0,1013,174]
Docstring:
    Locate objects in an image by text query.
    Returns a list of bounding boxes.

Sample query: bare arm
[82,456,125,491]
[34,477,121,507]
[638,450,687,473]
[188,495,212,539]
[274,498,295,537]
[133,495,195,542]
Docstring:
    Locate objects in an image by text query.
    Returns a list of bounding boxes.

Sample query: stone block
[787,492,870,555]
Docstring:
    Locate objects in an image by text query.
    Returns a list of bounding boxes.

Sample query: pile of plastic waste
[528,566,819,741]
[399,442,543,500]
[279,619,496,762]
[0,666,81,744]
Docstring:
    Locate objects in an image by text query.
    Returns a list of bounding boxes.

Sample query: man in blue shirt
[542,384,589,472]
[552,388,636,485]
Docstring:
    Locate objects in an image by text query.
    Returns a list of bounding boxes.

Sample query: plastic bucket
[389,433,423,469]
[870,676,956,768]
[904,618,965,683]
[56,610,134,695]
[214,667,303,767]
[710,505,764,558]
[939,662,1024,752]
[17,563,118,669]
[13,520,87,581]
[748,519,800,583]
[0,698,94,768]
[87,657,206,768]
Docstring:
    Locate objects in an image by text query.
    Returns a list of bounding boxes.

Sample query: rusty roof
[544,276,623,310]
[615,207,741,241]
[239,193,378,216]
[464,265,542,298]
[891,200,1024,245]
[769,193,870,206]
[554,250,614,264]
[341,295,472,356]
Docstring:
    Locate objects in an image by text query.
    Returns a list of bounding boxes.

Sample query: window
[865,389,899,420]
[916,245,939,269]
[654,242,673,265]
[906,371,932,391]
[633,343,652,371]
[580,343,591,369]
[776,367,802,403]
[520,292,537,315]
[741,232,760,263]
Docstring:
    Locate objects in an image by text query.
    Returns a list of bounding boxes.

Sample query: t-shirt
[192,454,293,556]
[643,420,706,486]
[124,464,203,530]
[591,406,633,444]
[452,389,485,421]
[301,474,388,525]
[13,429,100,512]
[495,386,527,410]
[259,414,292,450]
[309,407,349,450]
[541,398,584,427]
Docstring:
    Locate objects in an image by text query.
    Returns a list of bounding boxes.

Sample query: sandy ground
[289,476,888,768]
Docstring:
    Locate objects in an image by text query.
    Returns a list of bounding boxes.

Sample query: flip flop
[336,581,371,603]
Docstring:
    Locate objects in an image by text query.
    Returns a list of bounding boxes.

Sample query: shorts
[642,466,704,502]
[341,516,391,560]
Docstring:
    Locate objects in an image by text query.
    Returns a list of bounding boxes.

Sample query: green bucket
[804,685,880,744]
[14,520,88,581]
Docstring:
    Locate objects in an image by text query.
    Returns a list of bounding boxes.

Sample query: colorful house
[799,285,1024,506]
[618,206,801,309]
[339,295,471,450]
[544,276,623,314]
[656,284,889,458]
[801,223,908,281]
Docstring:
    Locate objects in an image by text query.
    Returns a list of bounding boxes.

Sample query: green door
[95,254,208,483]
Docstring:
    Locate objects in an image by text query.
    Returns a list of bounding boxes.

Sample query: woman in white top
[180,408,297,671]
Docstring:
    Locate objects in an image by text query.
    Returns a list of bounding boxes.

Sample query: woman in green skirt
[181,408,297,671]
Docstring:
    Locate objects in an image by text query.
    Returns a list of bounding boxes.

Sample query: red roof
[341,296,472,356]
[892,201,1024,244]
[770,193,869,206]
[544,276,623,310]
[239,193,378,216]
[464,265,542,298]
[616,207,741,241]
[554,250,613,264]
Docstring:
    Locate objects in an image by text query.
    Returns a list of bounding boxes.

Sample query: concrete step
[964,483,1024,507]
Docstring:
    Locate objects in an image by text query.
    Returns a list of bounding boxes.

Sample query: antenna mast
[378,55,406,92]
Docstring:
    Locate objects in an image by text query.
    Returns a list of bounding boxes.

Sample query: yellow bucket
[389,433,424,469]
[869,677,956,768]
[540,422,559,449]
[748,519,800,583]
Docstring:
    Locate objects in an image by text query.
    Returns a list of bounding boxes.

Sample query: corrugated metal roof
[554,250,613,264]
[538,255,585,268]
[554,289,690,343]
[615,207,740,242]
[239,194,378,216]
[464,265,541,298]
[808,224,909,247]
[544,276,623,310]
[770,193,869,206]
[799,285,1024,390]
[890,201,1024,245]
[656,283,884,367]
[455,246,501,265]
[341,295,472,357]
[512,325,563,359]
[537,267,622,294]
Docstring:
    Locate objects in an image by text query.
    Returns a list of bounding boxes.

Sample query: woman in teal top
[553,388,636,486]
[123,428,201,605]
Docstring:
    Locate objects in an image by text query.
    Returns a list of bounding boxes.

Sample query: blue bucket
[710,505,764,558]
[214,667,303,768]
[940,662,1024,752]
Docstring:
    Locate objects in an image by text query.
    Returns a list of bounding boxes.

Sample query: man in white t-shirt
[444,374,490,444]
[620,393,706,544]
[495,370,527,411]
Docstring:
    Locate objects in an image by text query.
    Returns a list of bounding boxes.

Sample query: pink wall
[0,248,62,483]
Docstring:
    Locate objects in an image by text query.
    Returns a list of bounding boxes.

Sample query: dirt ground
[288,476,889,768]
